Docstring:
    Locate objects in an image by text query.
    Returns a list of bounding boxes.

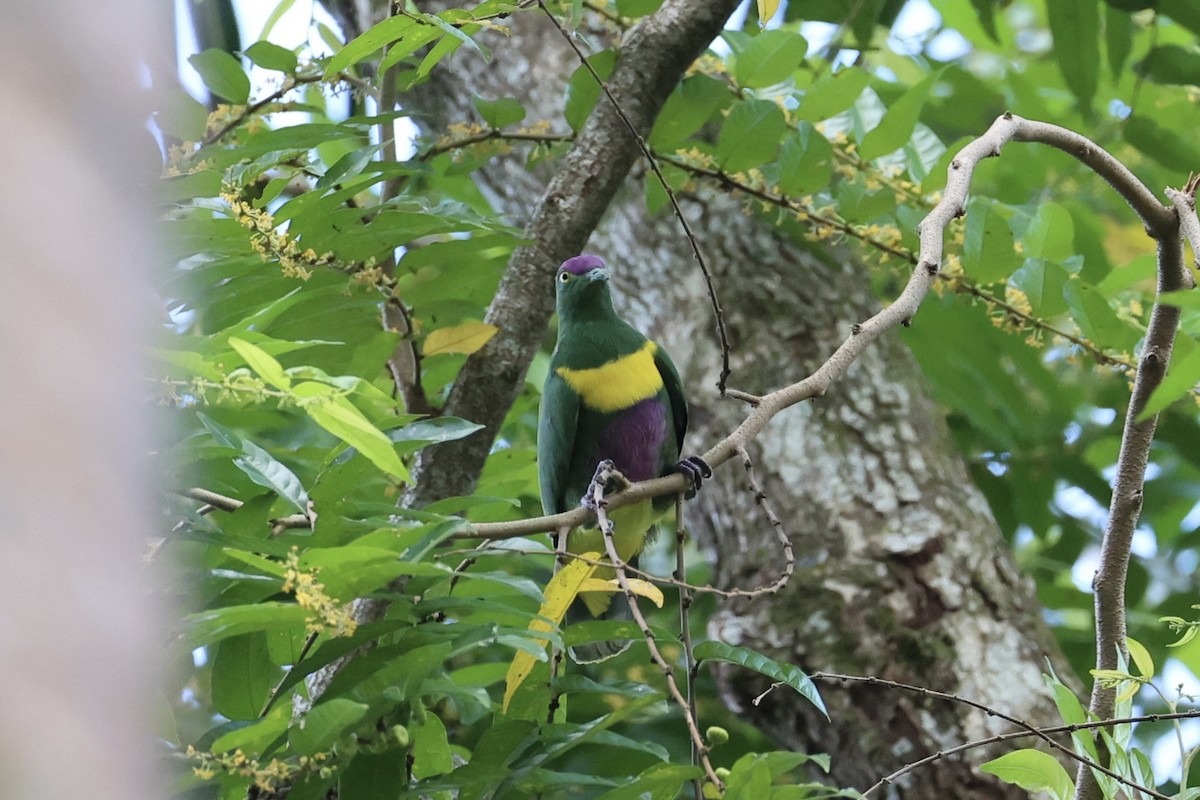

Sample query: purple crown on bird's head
[560,254,606,275]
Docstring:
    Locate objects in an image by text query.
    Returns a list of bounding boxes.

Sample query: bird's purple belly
[588,397,667,482]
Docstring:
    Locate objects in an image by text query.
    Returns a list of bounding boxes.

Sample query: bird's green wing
[653,342,688,450]
[538,369,581,516]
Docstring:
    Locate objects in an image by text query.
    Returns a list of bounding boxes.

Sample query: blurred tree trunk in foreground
[0,3,165,799]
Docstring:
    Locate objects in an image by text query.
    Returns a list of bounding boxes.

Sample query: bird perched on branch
[538,254,709,662]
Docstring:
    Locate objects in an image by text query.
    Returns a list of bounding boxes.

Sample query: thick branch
[1076,243,1188,799]
[1074,180,1194,799]
[1011,118,1174,237]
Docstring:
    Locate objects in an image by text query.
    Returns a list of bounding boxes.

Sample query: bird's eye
[558,271,570,283]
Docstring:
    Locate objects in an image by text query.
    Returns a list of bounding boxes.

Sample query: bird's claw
[580,459,629,512]
[675,455,712,499]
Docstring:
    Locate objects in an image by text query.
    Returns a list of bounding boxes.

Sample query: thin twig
[810,672,1170,800]
[674,493,702,799]
[868,710,1200,797]
[182,487,243,511]
[536,0,733,393]
[588,465,723,789]
[735,445,794,595]
[260,631,320,717]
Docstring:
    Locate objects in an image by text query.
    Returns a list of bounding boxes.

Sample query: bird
[537,254,709,662]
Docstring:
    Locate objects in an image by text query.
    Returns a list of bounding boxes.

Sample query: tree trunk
[329,2,1076,796]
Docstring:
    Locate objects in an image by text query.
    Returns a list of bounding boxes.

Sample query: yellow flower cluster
[221,188,336,280]
[1004,285,1033,317]
[282,548,358,637]
[163,141,203,177]
[686,53,727,79]
[186,746,333,791]
[204,104,246,139]
[439,121,488,147]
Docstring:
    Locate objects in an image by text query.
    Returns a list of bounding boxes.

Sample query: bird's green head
[555,254,615,321]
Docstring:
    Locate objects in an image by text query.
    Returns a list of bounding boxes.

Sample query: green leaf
[734,30,807,88]
[390,416,485,447]
[1011,259,1070,318]
[197,413,311,514]
[776,122,834,196]
[1124,114,1200,172]
[648,75,730,149]
[244,41,298,73]
[1159,289,1200,311]
[981,749,1074,800]
[416,11,491,64]
[182,602,310,649]
[1139,336,1200,419]
[1047,0,1100,112]
[1162,0,1200,38]
[795,67,871,122]
[290,699,370,754]
[1138,44,1200,87]
[1023,202,1075,263]
[1044,670,1087,726]
[472,95,526,128]
[211,704,290,755]
[1126,636,1154,677]
[967,0,1000,41]
[228,336,292,390]
[292,381,410,481]
[1105,5,1133,79]
[564,50,617,132]
[716,98,787,173]
[377,26,444,74]
[324,15,418,76]
[860,69,943,160]
[693,641,827,718]
[411,712,454,779]
[259,0,298,40]
[211,633,277,720]
[592,763,703,800]
[188,48,251,104]
[1063,279,1133,349]
[963,199,1020,283]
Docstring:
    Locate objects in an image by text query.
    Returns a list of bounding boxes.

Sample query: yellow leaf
[423,321,498,356]
[502,555,599,713]
[228,337,291,390]
[579,577,665,608]
[1126,636,1154,678]
[756,0,780,24]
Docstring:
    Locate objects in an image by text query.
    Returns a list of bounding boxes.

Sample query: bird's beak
[587,268,610,282]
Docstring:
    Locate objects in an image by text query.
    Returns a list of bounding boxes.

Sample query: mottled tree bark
[326,1,1076,796]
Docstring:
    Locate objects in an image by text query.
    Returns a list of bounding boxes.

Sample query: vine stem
[536,0,732,392]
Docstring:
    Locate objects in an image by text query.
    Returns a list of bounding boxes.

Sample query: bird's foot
[675,455,713,499]
[580,459,630,512]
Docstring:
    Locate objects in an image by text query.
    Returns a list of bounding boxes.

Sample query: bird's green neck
[558,289,618,328]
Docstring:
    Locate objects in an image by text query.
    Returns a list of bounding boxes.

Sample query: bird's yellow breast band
[556,341,663,412]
